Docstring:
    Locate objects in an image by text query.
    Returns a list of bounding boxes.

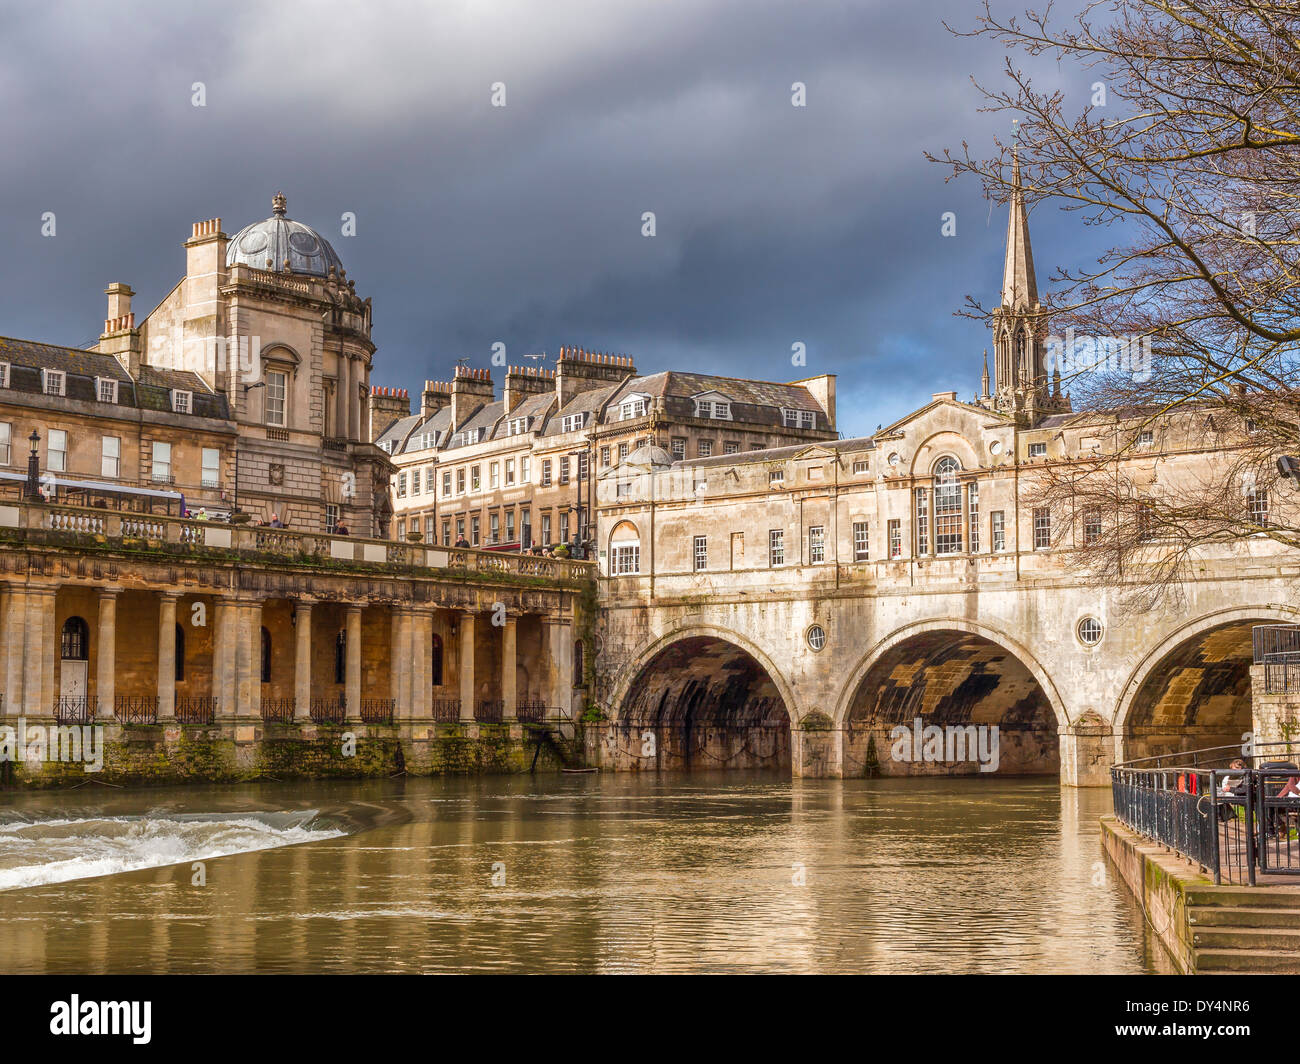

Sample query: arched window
[175,623,185,682]
[609,521,641,575]
[914,456,978,557]
[932,456,964,555]
[261,627,272,683]
[431,634,443,687]
[335,630,347,684]
[60,617,89,660]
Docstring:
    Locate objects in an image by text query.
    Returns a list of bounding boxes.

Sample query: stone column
[337,355,350,441]
[345,356,358,441]
[459,610,476,721]
[95,588,119,719]
[544,618,573,719]
[233,600,262,719]
[345,604,363,721]
[1,586,24,717]
[39,589,56,718]
[21,587,55,717]
[501,613,518,720]
[213,598,236,719]
[294,602,313,720]
[390,607,410,720]
[411,609,432,719]
[157,592,179,719]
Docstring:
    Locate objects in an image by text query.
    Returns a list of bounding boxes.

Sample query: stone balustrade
[0,501,594,582]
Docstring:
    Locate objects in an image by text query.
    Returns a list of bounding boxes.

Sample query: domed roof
[225,192,344,278]
[625,444,674,469]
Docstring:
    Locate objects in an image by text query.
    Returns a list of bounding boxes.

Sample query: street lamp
[24,431,40,500]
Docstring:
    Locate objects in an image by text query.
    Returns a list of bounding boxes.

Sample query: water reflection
[0,774,1157,973]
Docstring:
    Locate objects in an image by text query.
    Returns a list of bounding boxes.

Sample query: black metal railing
[476,699,504,723]
[432,698,462,722]
[116,695,159,725]
[517,699,548,723]
[1112,741,1300,885]
[53,697,92,724]
[361,699,394,724]
[310,697,346,724]
[175,696,217,724]
[1253,623,1300,694]
[261,698,295,723]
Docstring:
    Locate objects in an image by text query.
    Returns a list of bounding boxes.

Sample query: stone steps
[1196,947,1300,973]
[1185,886,1300,909]
[1189,905,1300,928]
[1193,925,1300,951]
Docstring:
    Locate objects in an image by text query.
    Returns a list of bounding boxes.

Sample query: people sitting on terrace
[268,512,285,528]
[195,508,208,521]
[334,522,350,536]
[1220,759,1248,797]
[454,536,470,548]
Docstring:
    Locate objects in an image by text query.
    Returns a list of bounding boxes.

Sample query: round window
[807,625,826,651]
[888,452,901,467]
[1078,616,1104,646]
[989,440,1003,456]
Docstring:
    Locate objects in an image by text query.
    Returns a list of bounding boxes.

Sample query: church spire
[1000,150,1038,311]
[980,349,991,400]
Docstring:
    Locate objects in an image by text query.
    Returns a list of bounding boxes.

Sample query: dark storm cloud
[0,0,1105,436]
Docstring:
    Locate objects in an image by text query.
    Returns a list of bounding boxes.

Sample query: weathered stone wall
[1,721,580,789]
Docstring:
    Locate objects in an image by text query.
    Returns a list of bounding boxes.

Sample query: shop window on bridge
[610,521,641,574]
[933,456,963,554]
[431,634,443,687]
[261,627,272,683]
[61,617,89,660]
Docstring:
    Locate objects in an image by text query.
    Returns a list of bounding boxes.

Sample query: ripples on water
[0,774,1157,974]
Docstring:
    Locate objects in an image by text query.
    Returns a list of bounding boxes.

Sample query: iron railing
[361,699,395,724]
[431,698,462,722]
[476,699,504,723]
[1253,623,1300,694]
[53,697,92,724]
[1112,741,1300,885]
[517,699,549,723]
[175,696,217,724]
[310,697,346,724]
[116,695,158,724]
[261,698,295,723]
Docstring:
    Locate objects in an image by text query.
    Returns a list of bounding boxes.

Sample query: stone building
[591,167,1296,783]
[376,349,837,550]
[95,193,394,535]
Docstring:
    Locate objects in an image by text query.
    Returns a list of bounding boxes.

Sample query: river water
[0,773,1162,973]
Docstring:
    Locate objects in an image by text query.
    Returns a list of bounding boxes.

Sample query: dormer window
[507,417,530,436]
[619,395,649,421]
[42,369,66,397]
[695,393,733,420]
[97,377,118,404]
[561,412,587,433]
[0,363,10,389]
[171,389,192,414]
[782,408,815,429]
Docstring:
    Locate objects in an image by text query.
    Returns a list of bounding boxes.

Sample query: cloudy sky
[0,0,1106,438]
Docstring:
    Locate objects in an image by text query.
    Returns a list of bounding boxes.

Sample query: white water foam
[0,811,344,891]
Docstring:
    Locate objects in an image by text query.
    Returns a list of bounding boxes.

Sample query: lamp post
[24,431,40,500]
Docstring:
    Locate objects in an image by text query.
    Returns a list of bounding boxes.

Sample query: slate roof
[0,335,230,420]
[598,371,828,431]
[443,400,503,451]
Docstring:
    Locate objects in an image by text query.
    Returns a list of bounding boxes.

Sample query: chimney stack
[368,385,411,442]
[420,378,453,420]
[450,365,495,433]
[555,346,637,407]
[504,363,556,413]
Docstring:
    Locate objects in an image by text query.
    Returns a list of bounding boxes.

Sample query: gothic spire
[1000,150,1038,311]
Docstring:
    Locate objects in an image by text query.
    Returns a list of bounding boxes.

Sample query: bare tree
[929,0,1300,607]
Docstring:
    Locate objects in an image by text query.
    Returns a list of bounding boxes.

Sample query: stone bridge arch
[834,619,1068,779]
[600,625,799,774]
[1114,604,1296,763]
